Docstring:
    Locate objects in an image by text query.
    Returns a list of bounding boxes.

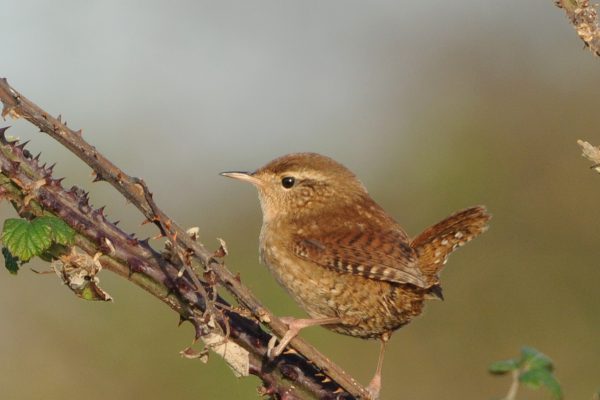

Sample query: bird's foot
[266,316,341,359]
[365,334,388,399]
[366,373,381,400]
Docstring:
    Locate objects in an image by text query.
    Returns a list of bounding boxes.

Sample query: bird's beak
[220,171,262,186]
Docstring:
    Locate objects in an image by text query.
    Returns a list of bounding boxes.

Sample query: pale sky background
[1,1,600,399]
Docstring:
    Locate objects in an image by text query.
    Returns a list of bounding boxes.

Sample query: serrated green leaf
[1,218,53,261]
[520,346,554,371]
[2,246,20,274]
[488,359,519,374]
[519,368,563,399]
[1,217,75,263]
[36,216,75,245]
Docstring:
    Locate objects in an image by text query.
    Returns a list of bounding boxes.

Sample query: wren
[222,152,490,399]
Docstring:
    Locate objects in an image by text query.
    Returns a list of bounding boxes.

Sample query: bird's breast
[258,223,428,338]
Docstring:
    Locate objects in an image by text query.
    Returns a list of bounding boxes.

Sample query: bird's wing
[292,229,429,288]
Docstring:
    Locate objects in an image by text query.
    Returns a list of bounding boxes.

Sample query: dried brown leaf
[213,237,228,258]
[578,139,600,173]
[203,333,249,377]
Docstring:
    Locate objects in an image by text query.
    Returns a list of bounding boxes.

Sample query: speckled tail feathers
[411,206,491,284]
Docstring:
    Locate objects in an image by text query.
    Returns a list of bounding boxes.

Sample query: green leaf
[36,216,75,245]
[1,217,75,262]
[520,346,554,371]
[519,368,547,389]
[1,218,53,261]
[519,368,563,399]
[543,375,563,400]
[489,359,519,374]
[2,246,20,274]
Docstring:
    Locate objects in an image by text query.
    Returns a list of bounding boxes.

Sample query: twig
[556,0,600,56]
[0,78,368,399]
[502,370,520,400]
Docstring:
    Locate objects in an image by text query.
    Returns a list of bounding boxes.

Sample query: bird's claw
[266,335,281,359]
[266,317,298,359]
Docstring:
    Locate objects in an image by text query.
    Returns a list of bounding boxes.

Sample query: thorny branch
[0,128,347,399]
[0,78,369,399]
[556,0,600,56]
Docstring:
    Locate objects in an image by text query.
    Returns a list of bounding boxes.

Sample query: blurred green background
[1,1,599,399]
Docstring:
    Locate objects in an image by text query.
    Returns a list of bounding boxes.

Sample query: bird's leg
[366,334,390,400]
[267,316,342,358]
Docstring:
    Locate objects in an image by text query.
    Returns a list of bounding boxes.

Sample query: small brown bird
[222,153,490,399]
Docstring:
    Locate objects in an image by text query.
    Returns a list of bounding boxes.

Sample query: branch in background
[0,76,371,399]
[0,128,351,400]
[577,139,600,172]
[556,0,600,56]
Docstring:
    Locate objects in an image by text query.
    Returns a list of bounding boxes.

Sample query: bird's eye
[281,176,295,189]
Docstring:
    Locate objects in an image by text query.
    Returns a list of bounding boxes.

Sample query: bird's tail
[411,206,491,285]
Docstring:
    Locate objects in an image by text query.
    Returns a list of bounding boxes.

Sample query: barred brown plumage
[222,152,490,399]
